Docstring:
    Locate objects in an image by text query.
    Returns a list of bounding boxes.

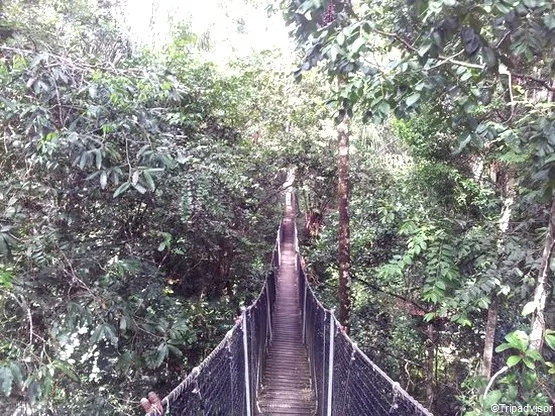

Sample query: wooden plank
[257,215,316,415]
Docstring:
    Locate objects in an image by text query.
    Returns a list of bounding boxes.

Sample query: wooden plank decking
[257,214,316,415]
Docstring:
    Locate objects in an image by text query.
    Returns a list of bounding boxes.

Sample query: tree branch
[512,73,555,93]
[352,272,429,313]
[373,31,555,92]
[483,366,508,399]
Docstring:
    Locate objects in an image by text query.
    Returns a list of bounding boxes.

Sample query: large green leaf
[0,366,13,396]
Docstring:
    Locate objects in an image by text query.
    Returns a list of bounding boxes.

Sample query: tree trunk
[338,110,351,333]
[425,322,436,412]
[482,167,513,377]
[530,197,555,351]
[482,296,498,378]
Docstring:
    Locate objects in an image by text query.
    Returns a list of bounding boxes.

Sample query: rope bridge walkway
[143,192,432,416]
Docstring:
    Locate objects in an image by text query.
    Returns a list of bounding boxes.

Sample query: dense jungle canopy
[1,0,554,414]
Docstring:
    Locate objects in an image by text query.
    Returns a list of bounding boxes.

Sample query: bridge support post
[302,282,307,344]
[277,226,281,266]
[294,216,298,271]
[265,283,272,343]
[326,309,335,416]
[241,308,252,416]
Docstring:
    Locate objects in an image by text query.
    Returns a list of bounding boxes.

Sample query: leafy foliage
[280,0,555,413]
[0,2,333,414]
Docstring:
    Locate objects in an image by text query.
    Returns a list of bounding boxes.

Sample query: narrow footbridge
[144,193,432,416]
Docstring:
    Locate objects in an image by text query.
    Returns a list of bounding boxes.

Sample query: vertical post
[241,308,252,416]
[326,309,335,416]
[322,313,327,416]
[302,283,307,344]
[293,216,298,270]
[277,227,281,267]
[265,283,272,343]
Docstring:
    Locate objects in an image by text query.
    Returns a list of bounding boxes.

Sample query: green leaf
[133,183,147,194]
[482,47,497,69]
[149,343,169,369]
[143,170,155,191]
[91,324,118,346]
[506,355,522,367]
[79,152,88,169]
[495,342,512,353]
[115,351,134,374]
[9,363,22,388]
[30,52,47,69]
[0,366,13,396]
[167,344,183,358]
[544,14,555,30]
[89,85,97,99]
[100,171,108,190]
[460,70,472,82]
[525,348,543,362]
[423,312,436,321]
[119,315,127,332]
[521,301,536,316]
[0,96,15,111]
[483,390,503,408]
[131,170,140,186]
[406,92,421,107]
[545,334,555,350]
[505,330,529,351]
[523,0,540,8]
[350,37,366,54]
[418,41,432,57]
[337,31,346,46]
[522,357,535,370]
[95,149,102,170]
[113,182,130,198]
[27,380,41,404]
[52,361,79,382]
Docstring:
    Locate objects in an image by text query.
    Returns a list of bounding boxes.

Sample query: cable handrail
[144,223,281,416]
[292,192,433,415]
[143,192,433,415]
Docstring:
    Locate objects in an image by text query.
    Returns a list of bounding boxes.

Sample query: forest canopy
[1,0,554,415]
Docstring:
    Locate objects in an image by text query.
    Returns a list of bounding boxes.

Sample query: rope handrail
[143,224,281,415]
[293,192,433,415]
[143,191,433,415]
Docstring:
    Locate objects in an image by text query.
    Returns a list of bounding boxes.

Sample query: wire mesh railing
[144,189,432,415]
[143,225,281,416]
[294,210,432,416]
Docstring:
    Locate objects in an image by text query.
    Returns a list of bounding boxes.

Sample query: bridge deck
[257,214,316,415]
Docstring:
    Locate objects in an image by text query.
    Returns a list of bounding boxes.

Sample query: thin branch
[125,137,132,182]
[8,293,34,344]
[52,77,64,127]
[483,366,508,399]
[537,377,555,405]
[373,30,555,92]
[495,30,512,49]
[352,272,429,313]
[512,73,555,92]
[0,45,141,76]
[426,50,465,70]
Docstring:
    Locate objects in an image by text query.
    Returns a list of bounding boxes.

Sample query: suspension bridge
[142,192,432,416]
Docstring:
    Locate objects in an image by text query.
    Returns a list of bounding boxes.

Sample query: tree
[279,0,555,412]
[0,2,331,412]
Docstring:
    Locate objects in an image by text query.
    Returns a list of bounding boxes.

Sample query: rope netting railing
[294,213,433,416]
[143,188,432,415]
[143,225,281,416]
